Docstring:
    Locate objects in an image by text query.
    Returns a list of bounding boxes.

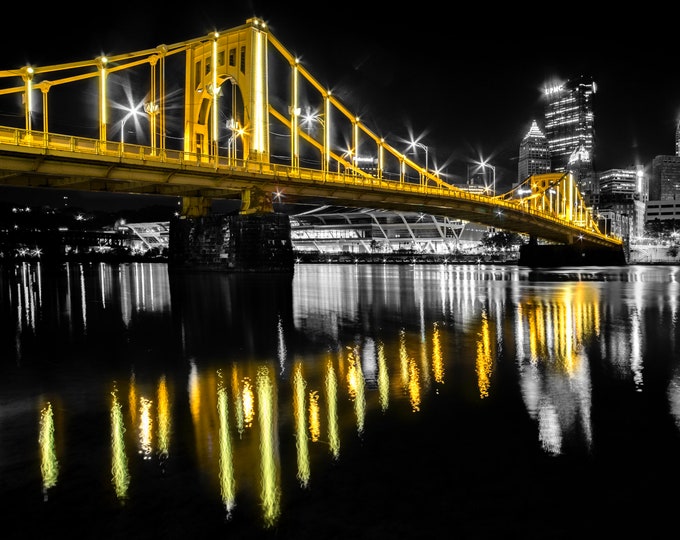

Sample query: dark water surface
[1,262,679,539]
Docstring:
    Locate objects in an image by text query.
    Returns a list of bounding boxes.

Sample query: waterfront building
[289,206,490,258]
[517,120,551,184]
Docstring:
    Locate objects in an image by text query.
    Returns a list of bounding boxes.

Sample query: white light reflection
[277,314,287,374]
[78,263,87,333]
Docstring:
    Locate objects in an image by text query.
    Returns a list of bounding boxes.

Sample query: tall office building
[649,155,680,200]
[517,120,551,183]
[676,119,680,156]
[543,75,596,184]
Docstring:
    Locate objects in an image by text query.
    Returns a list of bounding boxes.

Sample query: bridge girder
[0,146,622,249]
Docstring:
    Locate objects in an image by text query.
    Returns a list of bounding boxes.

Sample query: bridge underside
[0,147,625,269]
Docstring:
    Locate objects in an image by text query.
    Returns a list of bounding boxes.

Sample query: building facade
[649,155,680,200]
[517,120,551,183]
[543,75,596,185]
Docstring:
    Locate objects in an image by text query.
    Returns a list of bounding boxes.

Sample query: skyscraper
[517,120,551,183]
[543,75,596,183]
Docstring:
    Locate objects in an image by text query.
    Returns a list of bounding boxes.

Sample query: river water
[1,262,679,539]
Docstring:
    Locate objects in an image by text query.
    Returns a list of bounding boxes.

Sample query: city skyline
[0,3,678,209]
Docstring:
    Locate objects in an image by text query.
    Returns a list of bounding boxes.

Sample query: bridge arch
[184,18,269,163]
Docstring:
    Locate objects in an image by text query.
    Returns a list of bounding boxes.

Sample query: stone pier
[168,212,294,273]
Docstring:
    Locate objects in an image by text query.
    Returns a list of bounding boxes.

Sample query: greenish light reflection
[39,401,59,500]
[110,385,130,501]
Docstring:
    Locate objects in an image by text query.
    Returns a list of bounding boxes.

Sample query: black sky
[1,3,678,209]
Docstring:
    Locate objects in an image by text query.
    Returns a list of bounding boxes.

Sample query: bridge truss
[0,18,621,250]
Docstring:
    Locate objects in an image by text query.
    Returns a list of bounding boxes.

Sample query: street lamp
[120,104,144,145]
[226,119,244,164]
[477,159,496,197]
[407,140,429,173]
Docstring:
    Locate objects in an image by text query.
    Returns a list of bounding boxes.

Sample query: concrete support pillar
[168,212,294,273]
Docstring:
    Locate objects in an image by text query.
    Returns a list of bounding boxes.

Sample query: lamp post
[120,105,144,146]
[477,160,496,197]
[407,140,429,173]
[226,118,243,164]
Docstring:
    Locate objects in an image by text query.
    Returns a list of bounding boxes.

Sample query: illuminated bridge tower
[169,18,293,273]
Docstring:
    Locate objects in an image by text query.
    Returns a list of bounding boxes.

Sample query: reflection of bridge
[0,17,624,269]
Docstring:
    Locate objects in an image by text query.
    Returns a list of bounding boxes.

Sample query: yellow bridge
[0,17,622,261]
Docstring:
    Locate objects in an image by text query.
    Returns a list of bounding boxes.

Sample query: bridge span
[0,17,624,270]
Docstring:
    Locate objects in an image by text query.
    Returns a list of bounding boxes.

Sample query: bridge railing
[0,124,621,246]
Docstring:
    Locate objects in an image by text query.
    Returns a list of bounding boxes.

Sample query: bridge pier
[518,242,627,267]
[168,190,294,273]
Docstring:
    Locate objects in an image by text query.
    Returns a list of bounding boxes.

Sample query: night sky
[1,3,678,210]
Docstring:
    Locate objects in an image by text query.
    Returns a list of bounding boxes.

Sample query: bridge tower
[183,17,269,165]
[171,18,293,273]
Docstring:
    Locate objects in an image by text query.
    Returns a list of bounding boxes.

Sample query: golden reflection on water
[110,385,130,501]
[156,375,171,460]
[346,346,366,434]
[377,341,390,411]
[16,264,680,530]
[241,377,255,429]
[39,401,59,500]
[476,309,493,399]
[138,397,153,460]
[515,282,600,455]
[325,357,341,460]
[256,366,281,527]
[292,363,311,488]
[431,322,445,386]
[308,390,321,442]
[217,370,236,515]
[231,367,245,436]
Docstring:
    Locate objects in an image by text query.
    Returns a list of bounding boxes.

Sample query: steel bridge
[0,17,621,252]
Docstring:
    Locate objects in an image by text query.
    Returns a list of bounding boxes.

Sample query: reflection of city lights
[308,391,320,443]
[139,397,153,459]
[377,341,390,412]
[408,358,421,412]
[346,347,366,434]
[431,322,445,385]
[242,377,255,429]
[232,367,245,436]
[476,310,493,399]
[217,373,236,515]
[292,364,311,488]
[257,366,281,527]
[110,386,130,501]
[157,376,170,459]
[325,358,340,460]
[39,401,59,499]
